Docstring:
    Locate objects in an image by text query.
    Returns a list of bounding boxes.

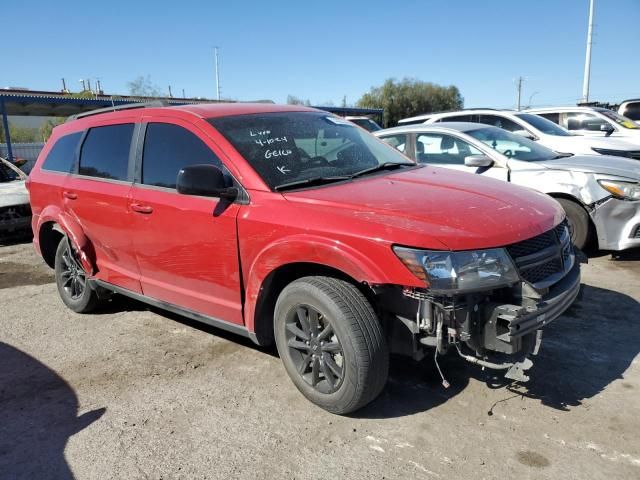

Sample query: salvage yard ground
[1,241,639,480]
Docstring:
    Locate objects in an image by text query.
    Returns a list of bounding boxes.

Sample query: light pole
[582,0,595,103]
[528,91,539,108]
[214,47,221,101]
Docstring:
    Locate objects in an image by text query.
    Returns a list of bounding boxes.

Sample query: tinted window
[142,123,222,189]
[79,124,134,180]
[538,113,560,124]
[621,102,640,121]
[42,132,82,173]
[477,114,522,132]
[416,133,482,165]
[514,113,571,136]
[437,114,475,123]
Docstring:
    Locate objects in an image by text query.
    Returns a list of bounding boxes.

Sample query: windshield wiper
[274,175,351,192]
[349,162,415,179]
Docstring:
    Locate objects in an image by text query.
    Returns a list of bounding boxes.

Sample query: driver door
[413,133,508,181]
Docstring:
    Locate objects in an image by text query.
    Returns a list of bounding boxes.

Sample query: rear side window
[42,132,82,173]
[142,123,222,189]
[477,114,522,132]
[79,124,134,181]
[436,114,476,123]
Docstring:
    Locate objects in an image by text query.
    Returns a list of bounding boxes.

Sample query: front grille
[506,220,572,287]
[631,224,640,239]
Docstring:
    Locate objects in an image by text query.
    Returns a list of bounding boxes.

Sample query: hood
[545,135,640,153]
[0,180,29,207]
[283,167,564,251]
[538,154,640,181]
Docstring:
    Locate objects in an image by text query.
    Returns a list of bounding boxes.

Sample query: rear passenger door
[63,119,142,293]
[129,118,244,325]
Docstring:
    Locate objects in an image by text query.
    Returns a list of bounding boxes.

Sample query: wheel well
[252,263,372,346]
[39,222,64,268]
[548,193,597,248]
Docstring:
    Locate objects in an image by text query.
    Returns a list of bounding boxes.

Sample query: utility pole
[582,0,595,103]
[214,46,221,101]
[168,85,173,98]
[182,88,186,98]
[61,78,68,93]
[87,79,92,93]
[516,76,524,111]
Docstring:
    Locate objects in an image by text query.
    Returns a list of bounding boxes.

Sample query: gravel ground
[1,241,639,480]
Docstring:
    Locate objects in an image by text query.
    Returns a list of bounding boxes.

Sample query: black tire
[556,198,591,250]
[274,276,389,414]
[54,238,101,313]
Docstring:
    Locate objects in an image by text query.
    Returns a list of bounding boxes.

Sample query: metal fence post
[0,98,14,162]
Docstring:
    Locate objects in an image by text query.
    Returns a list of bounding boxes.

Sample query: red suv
[28,103,581,414]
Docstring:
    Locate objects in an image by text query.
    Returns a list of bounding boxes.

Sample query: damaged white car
[0,156,31,238]
[375,123,640,251]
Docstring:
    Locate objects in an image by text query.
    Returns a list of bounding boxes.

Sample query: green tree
[357,78,463,127]
[127,75,162,97]
[39,118,65,142]
[286,95,310,106]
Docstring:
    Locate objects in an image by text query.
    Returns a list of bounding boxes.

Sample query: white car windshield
[466,127,561,161]
[514,113,572,137]
[598,109,639,130]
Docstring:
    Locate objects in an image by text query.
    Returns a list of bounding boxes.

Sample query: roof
[169,102,317,118]
[376,122,487,135]
[525,106,603,113]
[399,108,507,124]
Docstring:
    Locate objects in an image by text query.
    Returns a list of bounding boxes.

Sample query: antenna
[214,46,221,101]
[582,0,595,103]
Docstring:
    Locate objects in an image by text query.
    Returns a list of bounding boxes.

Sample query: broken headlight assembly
[597,179,640,201]
[393,246,520,293]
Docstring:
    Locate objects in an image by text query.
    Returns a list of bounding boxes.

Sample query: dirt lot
[1,241,639,480]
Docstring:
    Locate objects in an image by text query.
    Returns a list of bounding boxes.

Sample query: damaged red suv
[28,103,581,414]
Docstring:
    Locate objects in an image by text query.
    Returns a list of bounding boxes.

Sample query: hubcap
[285,304,344,394]
[60,243,86,300]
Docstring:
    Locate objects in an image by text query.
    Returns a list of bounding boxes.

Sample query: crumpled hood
[538,154,640,181]
[283,166,564,251]
[0,180,29,207]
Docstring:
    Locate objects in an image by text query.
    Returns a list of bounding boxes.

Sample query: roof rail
[66,100,170,122]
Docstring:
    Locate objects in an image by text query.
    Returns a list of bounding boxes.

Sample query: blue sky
[3,0,639,108]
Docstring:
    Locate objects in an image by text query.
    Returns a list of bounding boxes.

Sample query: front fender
[243,234,419,334]
[36,205,95,274]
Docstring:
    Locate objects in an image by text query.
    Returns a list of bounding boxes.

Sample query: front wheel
[54,238,101,313]
[274,276,389,414]
[556,198,592,250]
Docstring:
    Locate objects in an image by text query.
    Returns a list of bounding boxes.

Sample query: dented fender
[36,205,96,274]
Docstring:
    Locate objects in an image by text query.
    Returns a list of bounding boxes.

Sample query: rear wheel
[274,276,388,414]
[54,238,101,313]
[556,198,591,250]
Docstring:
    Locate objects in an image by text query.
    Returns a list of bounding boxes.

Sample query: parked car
[526,106,640,143]
[0,156,31,239]
[376,122,640,251]
[345,116,382,132]
[29,103,581,414]
[618,99,640,125]
[398,109,640,159]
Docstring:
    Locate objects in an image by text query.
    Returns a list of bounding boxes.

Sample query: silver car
[375,123,640,251]
[0,156,31,238]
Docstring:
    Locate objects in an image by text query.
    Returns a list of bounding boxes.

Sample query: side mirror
[464,154,493,168]
[512,129,536,140]
[176,164,238,200]
[600,123,615,136]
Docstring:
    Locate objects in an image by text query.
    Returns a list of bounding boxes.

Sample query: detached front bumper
[591,197,640,251]
[480,262,581,355]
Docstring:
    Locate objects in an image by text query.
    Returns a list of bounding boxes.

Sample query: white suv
[526,106,640,144]
[399,109,640,159]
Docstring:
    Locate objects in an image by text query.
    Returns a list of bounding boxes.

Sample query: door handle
[131,203,154,214]
[63,191,77,200]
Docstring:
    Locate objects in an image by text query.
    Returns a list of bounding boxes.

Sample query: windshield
[466,127,559,161]
[209,112,413,190]
[598,109,639,129]
[514,113,572,136]
[0,160,21,183]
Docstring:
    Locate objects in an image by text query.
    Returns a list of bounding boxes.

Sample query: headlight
[597,179,640,200]
[393,247,520,293]
[591,148,632,158]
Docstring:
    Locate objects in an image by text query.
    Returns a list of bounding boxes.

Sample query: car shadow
[355,284,639,418]
[0,342,105,479]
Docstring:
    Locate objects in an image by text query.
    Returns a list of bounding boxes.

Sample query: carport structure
[0,89,222,162]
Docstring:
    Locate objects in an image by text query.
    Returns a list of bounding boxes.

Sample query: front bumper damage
[590,197,640,251]
[380,261,582,384]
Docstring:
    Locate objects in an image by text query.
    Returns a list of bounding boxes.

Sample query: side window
[436,114,476,123]
[380,134,407,153]
[538,113,560,124]
[565,112,608,131]
[478,114,522,132]
[142,123,222,189]
[621,103,640,121]
[42,132,82,173]
[79,124,134,180]
[415,134,481,165]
